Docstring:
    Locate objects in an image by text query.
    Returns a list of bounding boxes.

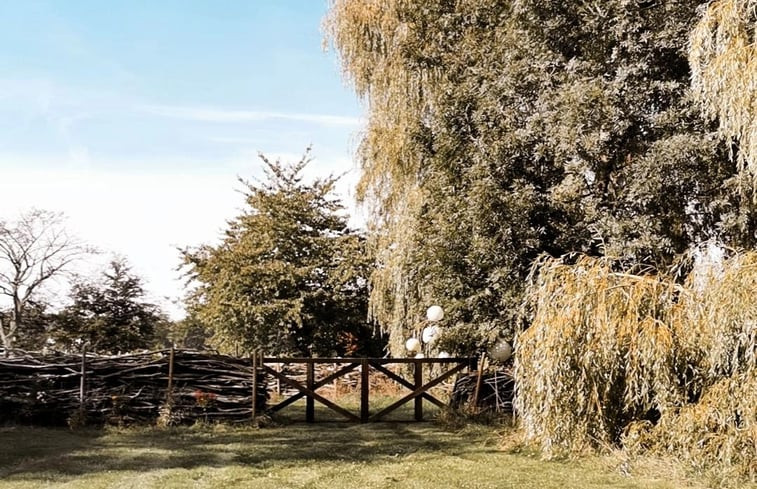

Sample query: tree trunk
[738,176,757,249]
[2,294,24,355]
[0,317,9,356]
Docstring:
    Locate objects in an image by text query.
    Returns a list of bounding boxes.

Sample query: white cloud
[1,166,245,319]
[141,104,363,127]
[0,154,365,320]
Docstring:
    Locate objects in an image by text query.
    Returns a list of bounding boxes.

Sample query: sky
[0,1,365,319]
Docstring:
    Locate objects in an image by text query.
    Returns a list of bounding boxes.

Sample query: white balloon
[490,340,513,363]
[426,305,444,322]
[422,325,440,344]
[405,338,421,352]
[438,351,450,358]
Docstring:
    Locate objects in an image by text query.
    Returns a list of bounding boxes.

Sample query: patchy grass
[270,393,442,423]
[0,423,723,489]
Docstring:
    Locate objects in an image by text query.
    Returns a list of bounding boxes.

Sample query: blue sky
[0,1,364,317]
[0,0,361,170]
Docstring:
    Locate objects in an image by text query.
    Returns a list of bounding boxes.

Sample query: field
[0,420,724,489]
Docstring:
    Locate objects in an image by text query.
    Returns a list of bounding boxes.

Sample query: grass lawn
[0,419,726,489]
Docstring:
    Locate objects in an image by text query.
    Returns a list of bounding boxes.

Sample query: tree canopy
[326,0,751,354]
[182,150,383,356]
[53,258,166,354]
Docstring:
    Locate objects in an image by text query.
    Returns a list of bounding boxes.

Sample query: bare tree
[0,209,92,355]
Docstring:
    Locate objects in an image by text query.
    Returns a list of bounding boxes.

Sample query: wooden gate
[258,357,476,423]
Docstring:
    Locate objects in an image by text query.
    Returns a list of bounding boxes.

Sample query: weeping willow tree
[516,251,757,480]
[690,0,757,183]
[327,0,748,355]
[326,1,472,353]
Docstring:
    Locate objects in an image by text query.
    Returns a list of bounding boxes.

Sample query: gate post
[306,360,315,422]
[414,359,423,421]
[360,358,369,423]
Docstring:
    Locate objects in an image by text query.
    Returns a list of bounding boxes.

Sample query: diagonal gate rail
[260,357,476,423]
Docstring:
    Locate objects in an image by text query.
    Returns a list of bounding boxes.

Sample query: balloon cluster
[405,305,449,358]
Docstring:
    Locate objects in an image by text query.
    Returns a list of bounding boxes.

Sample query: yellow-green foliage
[627,372,757,483]
[690,0,757,182]
[515,256,684,451]
[516,252,757,480]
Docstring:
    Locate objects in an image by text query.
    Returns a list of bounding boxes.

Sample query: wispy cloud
[141,104,363,127]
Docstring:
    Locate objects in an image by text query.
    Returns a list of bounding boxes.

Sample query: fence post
[306,360,315,422]
[166,346,175,402]
[252,351,258,420]
[414,359,423,421]
[79,348,87,406]
[472,354,486,410]
[333,362,338,396]
[360,358,369,423]
[276,362,281,395]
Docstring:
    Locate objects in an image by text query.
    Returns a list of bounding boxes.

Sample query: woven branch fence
[449,369,515,414]
[0,349,267,426]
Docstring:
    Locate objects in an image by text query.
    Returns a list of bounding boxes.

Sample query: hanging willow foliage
[366,185,429,354]
[325,0,437,210]
[516,251,757,480]
[515,256,685,452]
[324,0,451,352]
[690,0,757,184]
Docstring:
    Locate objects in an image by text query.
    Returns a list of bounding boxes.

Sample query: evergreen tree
[181,150,383,356]
[53,259,164,353]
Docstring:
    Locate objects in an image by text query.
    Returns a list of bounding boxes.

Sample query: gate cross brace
[369,362,468,421]
[262,364,360,422]
[369,363,446,409]
[266,362,360,413]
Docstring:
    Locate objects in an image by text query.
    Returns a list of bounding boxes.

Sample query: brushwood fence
[450,369,515,414]
[0,349,267,426]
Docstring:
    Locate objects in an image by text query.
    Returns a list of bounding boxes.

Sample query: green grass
[269,392,444,423]
[0,420,722,489]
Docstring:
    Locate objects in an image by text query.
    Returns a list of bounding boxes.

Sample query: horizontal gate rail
[263,357,473,364]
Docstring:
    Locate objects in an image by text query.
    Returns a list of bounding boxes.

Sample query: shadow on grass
[0,421,498,481]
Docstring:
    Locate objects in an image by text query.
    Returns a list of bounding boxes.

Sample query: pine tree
[53,259,164,353]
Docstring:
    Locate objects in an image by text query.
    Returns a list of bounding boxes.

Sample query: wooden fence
[0,349,477,425]
[0,349,266,425]
[259,355,477,423]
